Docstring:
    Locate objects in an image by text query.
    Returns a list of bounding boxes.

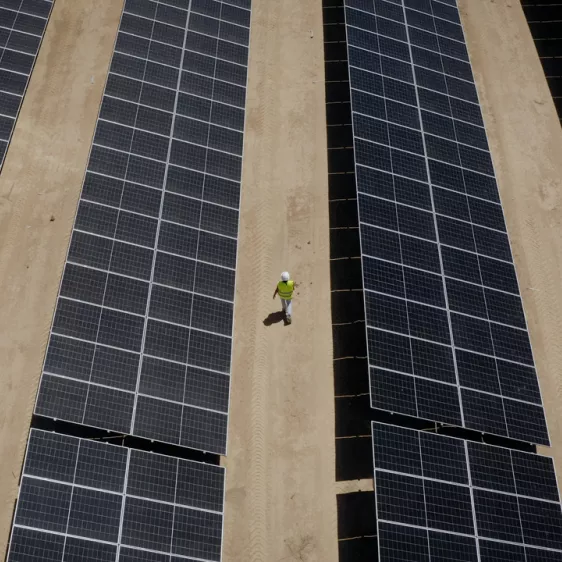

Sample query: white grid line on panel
[40,370,229,415]
[353,134,495,182]
[374,467,561,506]
[359,223,511,264]
[371,423,562,559]
[52,296,232,338]
[70,230,236,270]
[119,26,248,49]
[359,188,505,238]
[347,42,475,86]
[0,6,48,20]
[375,519,562,550]
[346,21,470,66]
[364,287,527,333]
[114,442,131,562]
[114,39,248,70]
[83,167,241,210]
[65,260,237,300]
[427,0,509,444]
[0,23,43,38]
[11,524,219,562]
[352,110,489,155]
[105,85,245,114]
[462,439,483,562]
[92,137,241,164]
[109,65,245,93]
[100,110,243,136]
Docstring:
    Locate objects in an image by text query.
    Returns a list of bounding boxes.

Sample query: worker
[273,271,294,324]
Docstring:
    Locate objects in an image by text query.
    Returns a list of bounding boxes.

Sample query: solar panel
[7,429,225,561]
[344,0,549,444]
[372,422,562,561]
[33,0,252,455]
[0,0,54,168]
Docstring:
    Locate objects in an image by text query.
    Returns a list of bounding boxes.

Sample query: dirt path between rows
[459,0,562,477]
[222,0,339,559]
[0,0,122,552]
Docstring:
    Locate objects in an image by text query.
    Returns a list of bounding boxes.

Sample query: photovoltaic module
[7,429,225,561]
[5,1,251,560]
[343,0,549,445]
[372,422,562,562]
[33,0,252,456]
[0,0,54,167]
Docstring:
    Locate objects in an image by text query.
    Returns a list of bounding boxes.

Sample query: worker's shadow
[263,311,286,326]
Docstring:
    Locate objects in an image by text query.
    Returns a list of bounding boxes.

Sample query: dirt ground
[459,0,562,477]
[1,0,561,558]
[221,0,338,559]
[0,0,122,552]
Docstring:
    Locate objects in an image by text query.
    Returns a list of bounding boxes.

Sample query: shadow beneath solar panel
[323,8,381,555]
[339,537,379,561]
[337,492,378,561]
[262,311,286,326]
[521,1,562,122]
[31,415,222,465]
[324,0,373,490]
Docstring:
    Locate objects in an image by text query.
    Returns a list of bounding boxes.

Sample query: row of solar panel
[372,423,562,561]
[339,2,562,558]
[363,294,533,370]
[358,206,516,285]
[29,0,252,457]
[7,430,224,562]
[344,0,550,444]
[347,45,480,108]
[355,153,499,205]
[364,269,525,335]
[363,248,521,313]
[55,276,233,334]
[370,367,548,444]
[126,0,251,19]
[4,2,253,561]
[364,295,539,400]
[348,0,460,28]
[0,0,53,166]
[352,114,489,169]
[115,24,249,67]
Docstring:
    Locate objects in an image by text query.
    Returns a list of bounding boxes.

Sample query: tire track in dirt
[223,0,338,560]
[223,1,283,559]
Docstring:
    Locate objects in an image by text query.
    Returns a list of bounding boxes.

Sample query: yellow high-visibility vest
[277,280,294,300]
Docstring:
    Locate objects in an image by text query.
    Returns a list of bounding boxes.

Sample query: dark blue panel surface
[345,0,548,444]
[7,430,225,562]
[32,0,253,455]
[372,424,562,561]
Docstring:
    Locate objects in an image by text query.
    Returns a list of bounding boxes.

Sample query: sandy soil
[0,0,122,552]
[221,0,338,559]
[5,0,557,559]
[459,0,562,477]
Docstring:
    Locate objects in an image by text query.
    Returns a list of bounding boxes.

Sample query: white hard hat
[281,271,290,281]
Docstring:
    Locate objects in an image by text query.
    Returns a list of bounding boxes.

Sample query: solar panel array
[7,429,225,562]
[372,423,562,562]
[0,0,54,167]
[34,0,252,455]
[343,0,549,444]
